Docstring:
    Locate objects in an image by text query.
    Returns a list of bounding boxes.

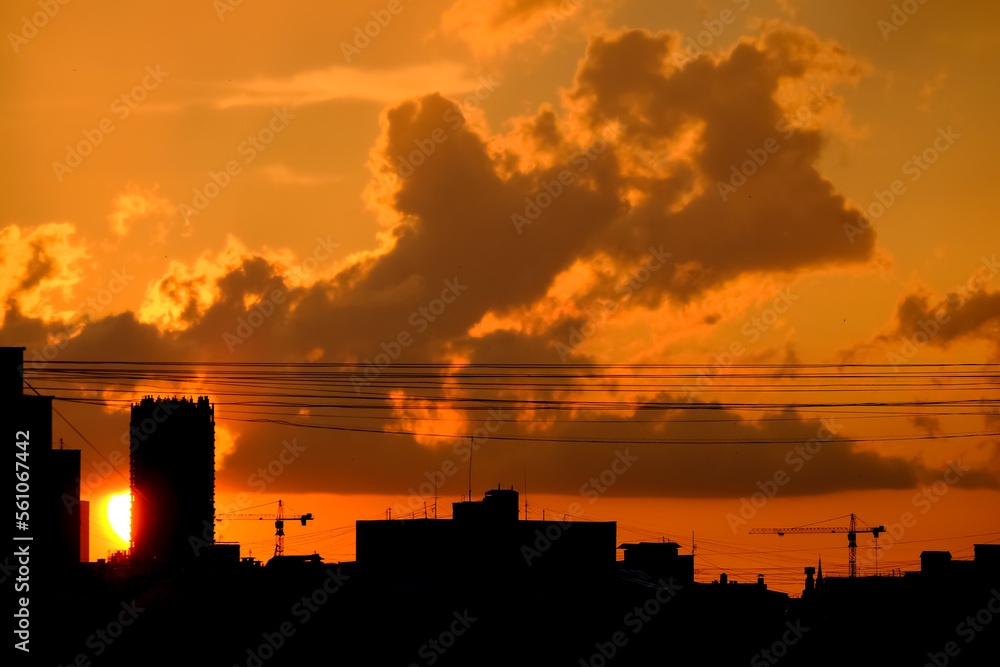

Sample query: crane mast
[749,513,885,578]
[216,499,314,558]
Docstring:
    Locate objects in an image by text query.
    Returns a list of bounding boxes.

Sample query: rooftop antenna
[523,463,528,520]
[468,447,473,503]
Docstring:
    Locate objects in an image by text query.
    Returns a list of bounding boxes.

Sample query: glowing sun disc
[107,493,131,543]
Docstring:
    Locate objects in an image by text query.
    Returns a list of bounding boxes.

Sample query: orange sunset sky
[2,0,999,594]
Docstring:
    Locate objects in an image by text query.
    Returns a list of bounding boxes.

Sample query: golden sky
[3,0,999,593]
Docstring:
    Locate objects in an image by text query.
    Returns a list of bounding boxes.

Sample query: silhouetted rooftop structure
[452,486,519,522]
[617,540,694,584]
[357,487,616,584]
[4,347,82,569]
[4,346,84,657]
[129,395,215,565]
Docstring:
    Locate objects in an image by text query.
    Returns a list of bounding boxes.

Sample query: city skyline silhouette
[5,347,1000,665]
[4,1,1000,664]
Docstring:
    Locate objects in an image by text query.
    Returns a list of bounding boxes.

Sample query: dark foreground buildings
[6,345,1000,666]
[129,395,216,565]
[357,487,617,584]
[4,347,83,572]
[4,347,84,661]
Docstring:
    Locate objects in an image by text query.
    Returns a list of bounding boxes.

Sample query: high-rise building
[129,396,215,565]
[3,346,81,569]
[80,500,89,563]
[5,346,85,657]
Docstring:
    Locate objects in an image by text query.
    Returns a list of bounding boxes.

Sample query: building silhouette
[356,487,616,583]
[4,346,84,657]
[45,445,82,566]
[9,342,1000,666]
[4,347,82,569]
[617,540,695,584]
[129,395,215,565]
[80,499,89,562]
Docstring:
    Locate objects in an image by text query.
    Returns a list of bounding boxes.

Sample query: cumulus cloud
[0,223,89,326]
[137,236,251,332]
[108,183,177,238]
[7,22,975,499]
[841,259,1000,364]
[214,396,997,498]
[890,286,1000,350]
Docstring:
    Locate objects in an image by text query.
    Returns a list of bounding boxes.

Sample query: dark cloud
[910,415,942,437]
[5,23,966,501]
[214,401,997,499]
[891,288,1000,348]
[569,27,873,304]
[18,241,54,291]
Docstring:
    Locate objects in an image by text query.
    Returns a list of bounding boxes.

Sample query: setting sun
[106,493,131,544]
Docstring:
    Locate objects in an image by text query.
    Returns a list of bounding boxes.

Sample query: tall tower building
[129,396,215,564]
[3,346,81,568]
[5,345,83,656]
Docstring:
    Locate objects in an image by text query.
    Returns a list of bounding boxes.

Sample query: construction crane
[749,513,885,578]
[216,500,313,557]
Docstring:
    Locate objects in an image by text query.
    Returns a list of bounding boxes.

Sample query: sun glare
[107,493,131,544]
